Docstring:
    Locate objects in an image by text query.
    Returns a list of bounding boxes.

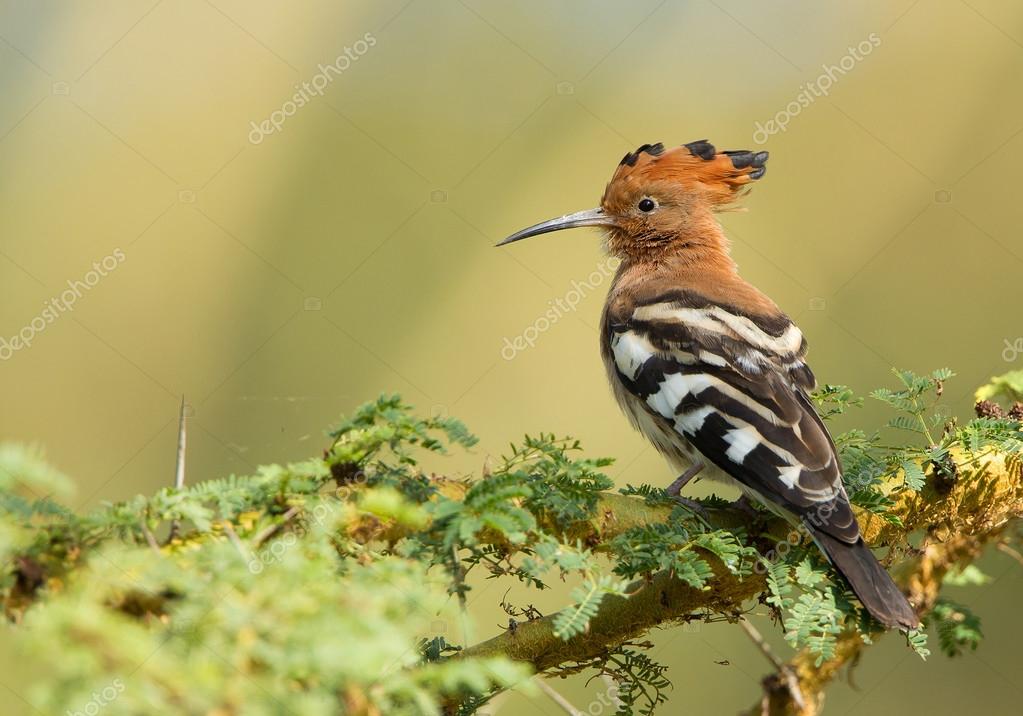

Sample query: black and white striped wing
[609,300,858,544]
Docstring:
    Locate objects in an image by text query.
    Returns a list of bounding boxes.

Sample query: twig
[997,541,1023,567]
[452,544,473,645]
[535,678,583,716]
[251,506,302,548]
[739,617,805,712]
[139,520,161,554]
[221,520,253,563]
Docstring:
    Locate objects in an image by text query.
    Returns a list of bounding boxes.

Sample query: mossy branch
[456,449,1022,712]
[3,386,1021,715]
[460,497,772,672]
[752,449,1022,716]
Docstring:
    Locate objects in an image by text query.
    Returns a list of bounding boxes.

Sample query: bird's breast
[602,348,698,468]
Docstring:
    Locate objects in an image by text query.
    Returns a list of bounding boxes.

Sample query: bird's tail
[810,527,919,630]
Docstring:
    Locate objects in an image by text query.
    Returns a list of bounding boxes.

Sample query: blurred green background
[1,1,1022,713]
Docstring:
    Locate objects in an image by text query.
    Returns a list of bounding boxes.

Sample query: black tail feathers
[811,528,919,630]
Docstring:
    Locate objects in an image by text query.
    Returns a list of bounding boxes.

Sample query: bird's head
[498,140,768,263]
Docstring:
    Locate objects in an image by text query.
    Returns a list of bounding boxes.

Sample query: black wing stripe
[634,289,794,338]
[629,351,795,417]
[610,316,859,544]
[694,386,819,466]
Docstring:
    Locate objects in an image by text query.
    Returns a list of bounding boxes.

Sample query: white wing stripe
[645,355,787,428]
[724,425,761,463]
[611,331,655,380]
[632,303,803,355]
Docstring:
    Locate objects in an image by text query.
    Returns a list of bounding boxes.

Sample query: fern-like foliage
[553,574,630,640]
[0,368,1019,715]
[609,506,755,589]
[604,649,672,716]
[930,600,983,657]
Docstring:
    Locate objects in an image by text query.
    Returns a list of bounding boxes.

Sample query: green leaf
[906,629,931,660]
[930,600,983,657]
[974,370,1023,403]
[901,460,926,492]
[763,559,793,612]
[943,565,990,587]
[552,575,628,640]
[794,558,826,587]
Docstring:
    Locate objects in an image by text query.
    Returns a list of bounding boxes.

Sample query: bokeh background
[1,1,1022,713]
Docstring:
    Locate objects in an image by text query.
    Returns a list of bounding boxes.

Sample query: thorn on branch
[174,395,187,491]
[168,396,188,543]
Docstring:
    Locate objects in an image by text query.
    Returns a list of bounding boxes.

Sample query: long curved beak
[496,207,615,247]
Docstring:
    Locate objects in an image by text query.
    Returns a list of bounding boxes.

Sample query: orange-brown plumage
[600,142,769,275]
[498,139,919,630]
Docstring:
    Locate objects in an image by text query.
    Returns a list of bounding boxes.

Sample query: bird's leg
[666,460,708,518]
[665,460,705,497]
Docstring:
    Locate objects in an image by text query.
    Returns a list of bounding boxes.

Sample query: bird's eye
[638,198,656,212]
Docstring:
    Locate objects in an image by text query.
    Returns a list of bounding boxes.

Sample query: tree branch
[752,449,1022,715]
[458,449,1022,711]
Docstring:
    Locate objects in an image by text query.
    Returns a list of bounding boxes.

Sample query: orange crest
[606,140,768,209]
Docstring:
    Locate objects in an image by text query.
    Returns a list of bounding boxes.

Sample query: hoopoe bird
[498,140,918,630]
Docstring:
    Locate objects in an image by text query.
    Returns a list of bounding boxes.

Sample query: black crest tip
[620,142,666,167]
[684,139,716,161]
